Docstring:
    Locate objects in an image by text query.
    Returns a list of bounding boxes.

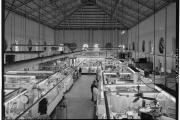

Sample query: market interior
[3,0,177,120]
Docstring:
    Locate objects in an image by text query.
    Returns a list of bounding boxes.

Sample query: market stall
[4,66,75,119]
[103,84,176,120]
[96,58,176,120]
[76,57,104,74]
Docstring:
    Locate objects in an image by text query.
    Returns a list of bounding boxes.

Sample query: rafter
[51,4,82,24]
[54,4,85,28]
[5,0,52,22]
[25,1,50,16]
[98,0,138,22]
[132,0,154,11]
[95,3,130,29]
[111,0,121,19]
[27,0,76,17]
[32,1,57,20]
[5,0,16,21]
[120,2,147,17]
[5,6,54,29]
[11,0,34,10]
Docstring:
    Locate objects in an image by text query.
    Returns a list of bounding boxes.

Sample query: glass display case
[103,84,176,120]
[97,58,176,120]
[78,58,103,73]
[6,71,54,80]
[4,75,36,90]
[39,57,70,72]
[4,66,75,119]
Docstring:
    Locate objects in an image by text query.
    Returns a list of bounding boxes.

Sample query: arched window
[94,44,99,51]
[58,44,64,51]
[82,44,88,50]
[118,45,125,52]
[15,40,19,51]
[132,42,135,51]
[142,40,145,52]
[159,37,164,54]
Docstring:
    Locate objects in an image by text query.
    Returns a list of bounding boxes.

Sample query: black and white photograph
[2,0,178,119]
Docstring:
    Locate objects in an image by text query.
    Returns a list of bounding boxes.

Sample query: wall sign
[159,37,164,54]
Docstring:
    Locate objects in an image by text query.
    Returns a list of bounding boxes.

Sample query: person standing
[91,80,96,101]
[93,85,99,104]
[36,98,51,119]
[79,67,82,76]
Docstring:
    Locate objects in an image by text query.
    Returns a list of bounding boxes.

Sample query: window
[159,37,164,54]
[82,44,88,50]
[132,42,135,51]
[149,41,151,53]
[142,40,145,52]
[94,44,99,51]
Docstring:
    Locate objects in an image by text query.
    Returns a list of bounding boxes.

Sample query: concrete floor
[52,75,95,119]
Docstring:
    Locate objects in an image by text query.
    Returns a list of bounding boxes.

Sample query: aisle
[52,75,95,119]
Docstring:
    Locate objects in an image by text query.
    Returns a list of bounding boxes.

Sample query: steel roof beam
[132,0,154,11]
[54,4,85,29]
[25,1,50,16]
[111,0,120,20]
[11,0,34,10]
[5,0,16,21]
[31,1,57,20]
[95,3,130,29]
[56,27,126,30]
[120,2,147,17]
[5,6,54,29]
[27,0,76,17]
[98,0,138,22]
[51,3,81,24]
[6,0,53,22]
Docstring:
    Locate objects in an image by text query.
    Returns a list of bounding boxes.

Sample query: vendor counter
[4,67,75,119]
[96,59,176,120]
[98,82,176,119]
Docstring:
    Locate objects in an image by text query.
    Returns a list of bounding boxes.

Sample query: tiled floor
[52,75,95,119]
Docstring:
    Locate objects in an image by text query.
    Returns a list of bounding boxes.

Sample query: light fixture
[94,44,99,48]
[121,30,126,34]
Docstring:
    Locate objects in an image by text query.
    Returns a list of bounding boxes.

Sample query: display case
[6,71,54,80]
[97,58,176,120]
[38,57,70,72]
[103,84,176,120]
[4,75,36,89]
[4,66,75,119]
[78,58,103,73]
